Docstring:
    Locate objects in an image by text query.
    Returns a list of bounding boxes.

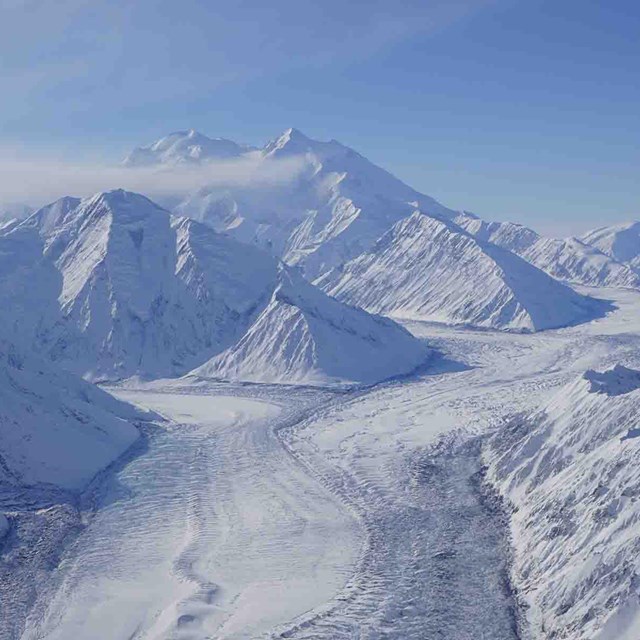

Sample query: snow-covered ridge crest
[126,127,456,278]
[455,212,640,288]
[1,189,428,385]
[484,365,640,639]
[193,264,430,386]
[581,221,640,276]
[0,189,280,380]
[318,211,610,331]
[123,129,256,166]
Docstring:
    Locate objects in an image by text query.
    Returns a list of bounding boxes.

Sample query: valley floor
[8,287,640,639]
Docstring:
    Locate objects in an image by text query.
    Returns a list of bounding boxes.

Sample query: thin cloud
[0,152,308,208]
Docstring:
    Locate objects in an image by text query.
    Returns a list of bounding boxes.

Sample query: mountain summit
[129,127,456,278]
[123,129,255,166]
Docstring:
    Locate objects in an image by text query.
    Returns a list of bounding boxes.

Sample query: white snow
[484,364,640,639]
[0,190,279,379]
[6,284,640,639]
[318,211,608,331]
[194,265,430,385]
[123,129,254,166]
[0,342,142,491]
[582,220,640,275]
[455,212,640,288]
[21,389,360,640]
[131,128,457,278]
[5,128,640,640]
[0,190,429,386]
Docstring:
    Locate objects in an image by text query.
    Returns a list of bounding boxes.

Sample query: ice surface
[21,390,360,640]
[5,286,640,639]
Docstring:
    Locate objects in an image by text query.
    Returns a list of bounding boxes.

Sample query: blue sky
[1,0,638,234]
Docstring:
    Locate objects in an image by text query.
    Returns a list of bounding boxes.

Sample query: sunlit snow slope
[582,221,640,276]
[484,365,640,640]
[0,342,142,491]
[195,266,430,385]
[454,212,640,288]
[127,128,456,278]
[318,212,608,331]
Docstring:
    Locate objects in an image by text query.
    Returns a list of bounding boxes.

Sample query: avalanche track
[14,286,640,639]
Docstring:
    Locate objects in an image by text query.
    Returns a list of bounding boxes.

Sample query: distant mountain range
[121,128,640,291]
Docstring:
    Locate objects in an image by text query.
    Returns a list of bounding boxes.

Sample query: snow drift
[193,266,430,385]
[484,365,640,639]
[318,212,609,331]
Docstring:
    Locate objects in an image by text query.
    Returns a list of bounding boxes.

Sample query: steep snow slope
[582,221,640,275]
[0,342,142,491]
[455,212,640,288]
[130,128,456,278]
[123,129,254,166]
[2,189,423,384]
[194,266,430,385]
[484,365,640,640]
[0,190,278,379]
[319,212,608,331]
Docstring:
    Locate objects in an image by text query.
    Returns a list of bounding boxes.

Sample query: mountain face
[0,202,33,226]
[0,190,279,380]
[194,266,430,385]
[0,189,425,385]
[484,365,640,640]
[581,221,640,275]
[127,128,456,279]
[455,212,640,289]
[0,341,143,491]
[123,129,255,166]
[317,212,608,332]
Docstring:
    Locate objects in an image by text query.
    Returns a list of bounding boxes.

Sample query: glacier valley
[1,129,640,640]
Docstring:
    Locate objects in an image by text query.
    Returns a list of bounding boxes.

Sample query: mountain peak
[263,127,315,157]
[123,130,252,166]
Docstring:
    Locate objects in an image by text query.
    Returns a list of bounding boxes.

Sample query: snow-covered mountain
[0,189,425,385]
[484,365,640,640]
[123,129,255,166]
[318,212,608,332]
[581,221,640,275]
[0,202,33,226]
[455,212,640,288]
[194,265,430,385]
[0,341,143,491]
[128,128,457,278]
[0,190,279,379]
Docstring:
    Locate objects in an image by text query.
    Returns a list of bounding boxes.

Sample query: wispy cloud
[0,152,307,207]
